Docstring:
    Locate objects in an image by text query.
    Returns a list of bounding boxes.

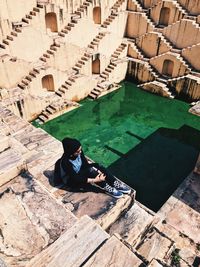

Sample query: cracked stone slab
[84,235,144,267]
[108,201,155,246]
[158,196,200,244]
[53,185,134,230]
[158,170,200,245]
[154,220,200,266]
[27,215,109,267]
[0,172,76,267]
[135,227,173,263]
[0,148,25,186]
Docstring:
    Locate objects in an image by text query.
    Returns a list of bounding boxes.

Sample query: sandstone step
[33,68,40,74]
[0,43,6,49]
[55,91,63,97]
[47,49,54,55]
[135,226,173,263]
[39,57,47,62]
[15,28,22,33]
[18,83,26,89]
[27,215,109,267]
[0,135,9,152]
[30,11,36,16]
[61,29,68,34]
[65,81,72,86]
[22,18,29,23]
[33,7,40,12]
[0,173,77,267]
[0,148,25,186]
[61,84,68,90]
[2,39,9,45]
[7,35,13,41]
[26,14,32,19]
[46,106,56,114]
[84,235,144,266]
[58,32,65,37]
[88,93,97,99]
[108,201,155,246]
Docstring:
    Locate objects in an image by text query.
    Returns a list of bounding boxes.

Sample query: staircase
[88,43,128,100]
[39,0,93,62]
[36,100,79,124]
[27,215,144,267]
[139,80,175,98]
[0,4,44,50]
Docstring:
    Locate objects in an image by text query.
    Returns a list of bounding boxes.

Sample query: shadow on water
[107,125,200,212]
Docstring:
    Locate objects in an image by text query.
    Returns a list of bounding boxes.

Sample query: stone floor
[0,104,200,267]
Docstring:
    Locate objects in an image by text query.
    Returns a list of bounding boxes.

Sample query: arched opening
[159,7,170,26]
[162,59,174,76]
[45,12,58,32]
[42,75,55,91]
[93,7,101,24]
[92,58,100,74]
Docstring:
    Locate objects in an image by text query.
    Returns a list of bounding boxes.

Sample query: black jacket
[60,151,90,185]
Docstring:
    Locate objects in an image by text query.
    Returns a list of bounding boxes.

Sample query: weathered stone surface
[158,196,200,244]
[0,173,76,267]
[136,227,173,263]
[0,148,25,186]
[189,101,200,117]
[27,215,109,267]
[84,235,144,267]
[158,169,200,245]
[154,220,200,266]
[0,135,9,152]
[108,201,155,246]
[148,259,166,267]
[53,185,134,230]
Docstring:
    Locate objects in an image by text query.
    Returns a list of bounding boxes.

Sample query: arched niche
[45,12,58,32]
[42,75,55,91]
[93,7,101,24]
[92,58,100,74]
[159,7,170,26]
[162,59,174,76]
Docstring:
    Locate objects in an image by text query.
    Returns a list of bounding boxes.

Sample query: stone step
[84,235,144,266]
[39,114,48,121]
[0,135,9,152]
[46,106,56,114]
[88,92,97,99]
[18,83,26,89]
[27,215,109,267]
[0,148,25,186]
[0,43,6,49]
[33,7,40,12]
[0,173,77,267]
[30,11,37,16]
[22,18,29,24]
[58,32,65,37]
[108,201,155,246]
[135,226,174,263]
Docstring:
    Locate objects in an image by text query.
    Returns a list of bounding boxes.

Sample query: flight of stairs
[0,4,44,50]
[88,43,128,99]
[27,215,144,267]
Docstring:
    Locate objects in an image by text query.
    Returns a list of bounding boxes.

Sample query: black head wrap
[62,137,81,157]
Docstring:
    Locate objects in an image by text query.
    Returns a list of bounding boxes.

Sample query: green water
[35,81,200,211]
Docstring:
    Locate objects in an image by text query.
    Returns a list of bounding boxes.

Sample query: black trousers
[71,163,116,188]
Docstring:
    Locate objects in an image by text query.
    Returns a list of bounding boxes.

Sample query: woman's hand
[95,173,106,183]
[87,173,106,184]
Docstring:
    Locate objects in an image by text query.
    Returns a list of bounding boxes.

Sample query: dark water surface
[36,81,200,211]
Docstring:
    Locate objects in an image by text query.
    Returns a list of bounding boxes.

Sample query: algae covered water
[37,82,200,211]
